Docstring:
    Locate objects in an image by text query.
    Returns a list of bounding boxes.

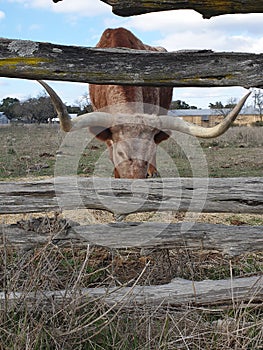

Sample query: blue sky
[0,0,263,108]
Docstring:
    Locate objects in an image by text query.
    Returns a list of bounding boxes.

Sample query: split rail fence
[0,0,262,308]
[0,177,262,307]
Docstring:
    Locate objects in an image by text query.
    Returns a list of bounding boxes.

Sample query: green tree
[209,97,239,117]
[209,101,224,109]
[0,97,20,119]
[67,105,82,114]
[0,94,57,123]
[253,88,263,122]
[170,100,197,109]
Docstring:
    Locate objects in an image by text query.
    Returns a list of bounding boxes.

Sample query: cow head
[89,114,170,178]
[38,80,251,179]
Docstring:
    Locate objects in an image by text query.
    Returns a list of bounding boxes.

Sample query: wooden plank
[0,38,263,87]
[100,0,263,18]
[0,177,262,215]
[1,221,263,254]
[1,275,262,308]
[72,222,263,253]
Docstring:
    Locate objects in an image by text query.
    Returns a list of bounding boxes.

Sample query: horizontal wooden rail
[1,221,263,254]
[101,0,263,18]
[0,38,263,87]
[0,177,262,215]
[1,275,262,308]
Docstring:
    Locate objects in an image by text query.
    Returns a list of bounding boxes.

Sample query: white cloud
[154,31,263,53]
[127,10,202,33]
[52,0,110,16]
[211,13,263,36]
[123,10,263,53]
[8,0,110,16]
[240,36,263,54]
[119,9,258,107]
[172,87,251,109]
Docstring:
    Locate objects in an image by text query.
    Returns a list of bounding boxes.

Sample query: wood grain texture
[0,38,263,87]
[101,0,263,18]
[1,275,262,308]
[0,177,262,215]
[1,221,263,254]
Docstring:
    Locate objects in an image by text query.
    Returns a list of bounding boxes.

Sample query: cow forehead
[110,123,157,139]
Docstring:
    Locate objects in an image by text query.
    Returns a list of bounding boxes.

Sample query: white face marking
[111,126,158,178]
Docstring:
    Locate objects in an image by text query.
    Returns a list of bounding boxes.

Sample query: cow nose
[147,163,160,178]
[147,170,160,178]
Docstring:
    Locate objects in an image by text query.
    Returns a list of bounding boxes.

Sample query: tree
[67,105,81,114]
[252,88,263,122]
[15,95,56,123]
[170,100,197,110]
[0,97,20,120]
[33,94,57,123]
[0,94,58,123]
[77,91,93,115]
[209,101,224,109]
[209,97,238,117]
[224,97,237,109]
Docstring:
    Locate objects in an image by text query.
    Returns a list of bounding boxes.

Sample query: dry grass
[0,226,262,349]
[0,124,263,179]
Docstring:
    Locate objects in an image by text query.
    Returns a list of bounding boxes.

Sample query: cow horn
[39,80,251,138]
[38,80,73,131]
[159,91,251,138]
[38,80,113,130]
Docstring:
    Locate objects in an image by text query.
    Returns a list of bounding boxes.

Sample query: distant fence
[0,177,262,308]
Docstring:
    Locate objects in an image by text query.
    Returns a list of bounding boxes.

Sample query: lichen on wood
[8,40,39,56]
[0,38,263,87]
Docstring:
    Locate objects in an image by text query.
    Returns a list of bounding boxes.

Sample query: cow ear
[89,126,112,141]
[154,130,170,144]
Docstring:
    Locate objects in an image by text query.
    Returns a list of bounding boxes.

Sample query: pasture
[0,124,262,349]
[0,124,263,179]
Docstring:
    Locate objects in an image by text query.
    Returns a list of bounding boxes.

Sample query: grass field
[0,124,262,349]
[0,124,262,179]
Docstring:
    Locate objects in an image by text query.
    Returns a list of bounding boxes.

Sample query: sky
[0,0,263,108]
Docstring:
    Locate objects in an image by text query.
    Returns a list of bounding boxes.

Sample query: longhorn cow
[39,27,250,179]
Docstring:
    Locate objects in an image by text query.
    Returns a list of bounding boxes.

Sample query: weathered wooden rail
[1,275,262,308]
[1,177,263,215]
[1,176,263,254]
[0,177,262,307]
[0,38,263,88]
[100,0,263,18]
[54,0,263,18]
[2,219,263,254]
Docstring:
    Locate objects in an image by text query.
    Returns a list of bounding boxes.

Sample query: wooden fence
[0,38,263,88]
[0,177,262,307]
[101,0,263,18]
[0,0,262,309]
